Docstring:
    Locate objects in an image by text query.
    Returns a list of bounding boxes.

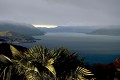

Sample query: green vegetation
[0,44,94,80]
[0,43,120,80]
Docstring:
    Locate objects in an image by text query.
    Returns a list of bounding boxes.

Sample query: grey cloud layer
[0,0,120,26]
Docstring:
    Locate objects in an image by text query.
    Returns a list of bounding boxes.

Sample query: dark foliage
[0,43,94,80]
[0,43,27,58]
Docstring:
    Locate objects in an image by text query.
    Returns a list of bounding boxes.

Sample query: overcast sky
[0,0,120,26]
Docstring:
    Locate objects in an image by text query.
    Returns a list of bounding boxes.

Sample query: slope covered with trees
[0,31,35,43]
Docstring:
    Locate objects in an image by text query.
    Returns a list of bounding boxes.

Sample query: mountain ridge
[0,31,35,43]
[88,26,120,36]
[0,22,45,36]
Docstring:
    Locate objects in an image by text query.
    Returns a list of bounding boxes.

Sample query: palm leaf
[0,54,12,63]
[27,45,57,77]
[10,45,22,59]
[76,67,94,76]
[45,64,56,77]
[73,66,94,80]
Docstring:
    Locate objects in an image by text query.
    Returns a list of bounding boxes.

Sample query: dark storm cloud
[0,0,120,26]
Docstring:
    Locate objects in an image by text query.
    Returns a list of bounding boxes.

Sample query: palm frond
[0,54,12,63]
[45,64,56,77]
[76,67,94,76]
[27,45,57,77]
[73,66,94,80]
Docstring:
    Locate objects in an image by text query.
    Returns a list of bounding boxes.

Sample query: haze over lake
[18,32,120,64]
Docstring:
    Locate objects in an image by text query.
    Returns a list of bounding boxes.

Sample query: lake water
[17,32,120,64]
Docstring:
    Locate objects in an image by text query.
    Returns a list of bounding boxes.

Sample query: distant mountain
[0,22,44,36]
[0,31,37,43]
[38,26,96,33]
[88,26,120,36]
[0,31,34,40]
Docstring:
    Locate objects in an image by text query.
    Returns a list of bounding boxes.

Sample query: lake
[17,32,120,64]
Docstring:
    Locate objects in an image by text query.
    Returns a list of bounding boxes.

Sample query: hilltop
[0,22,45,36]
[0,31,35,43]
[88,26,120,36]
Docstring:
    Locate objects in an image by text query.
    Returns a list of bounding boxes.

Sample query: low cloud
[0,0,120,26]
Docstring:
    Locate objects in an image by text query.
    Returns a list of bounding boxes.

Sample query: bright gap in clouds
[33,24,58,28]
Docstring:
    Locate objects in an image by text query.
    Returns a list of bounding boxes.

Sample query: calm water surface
[17,32,120,64]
